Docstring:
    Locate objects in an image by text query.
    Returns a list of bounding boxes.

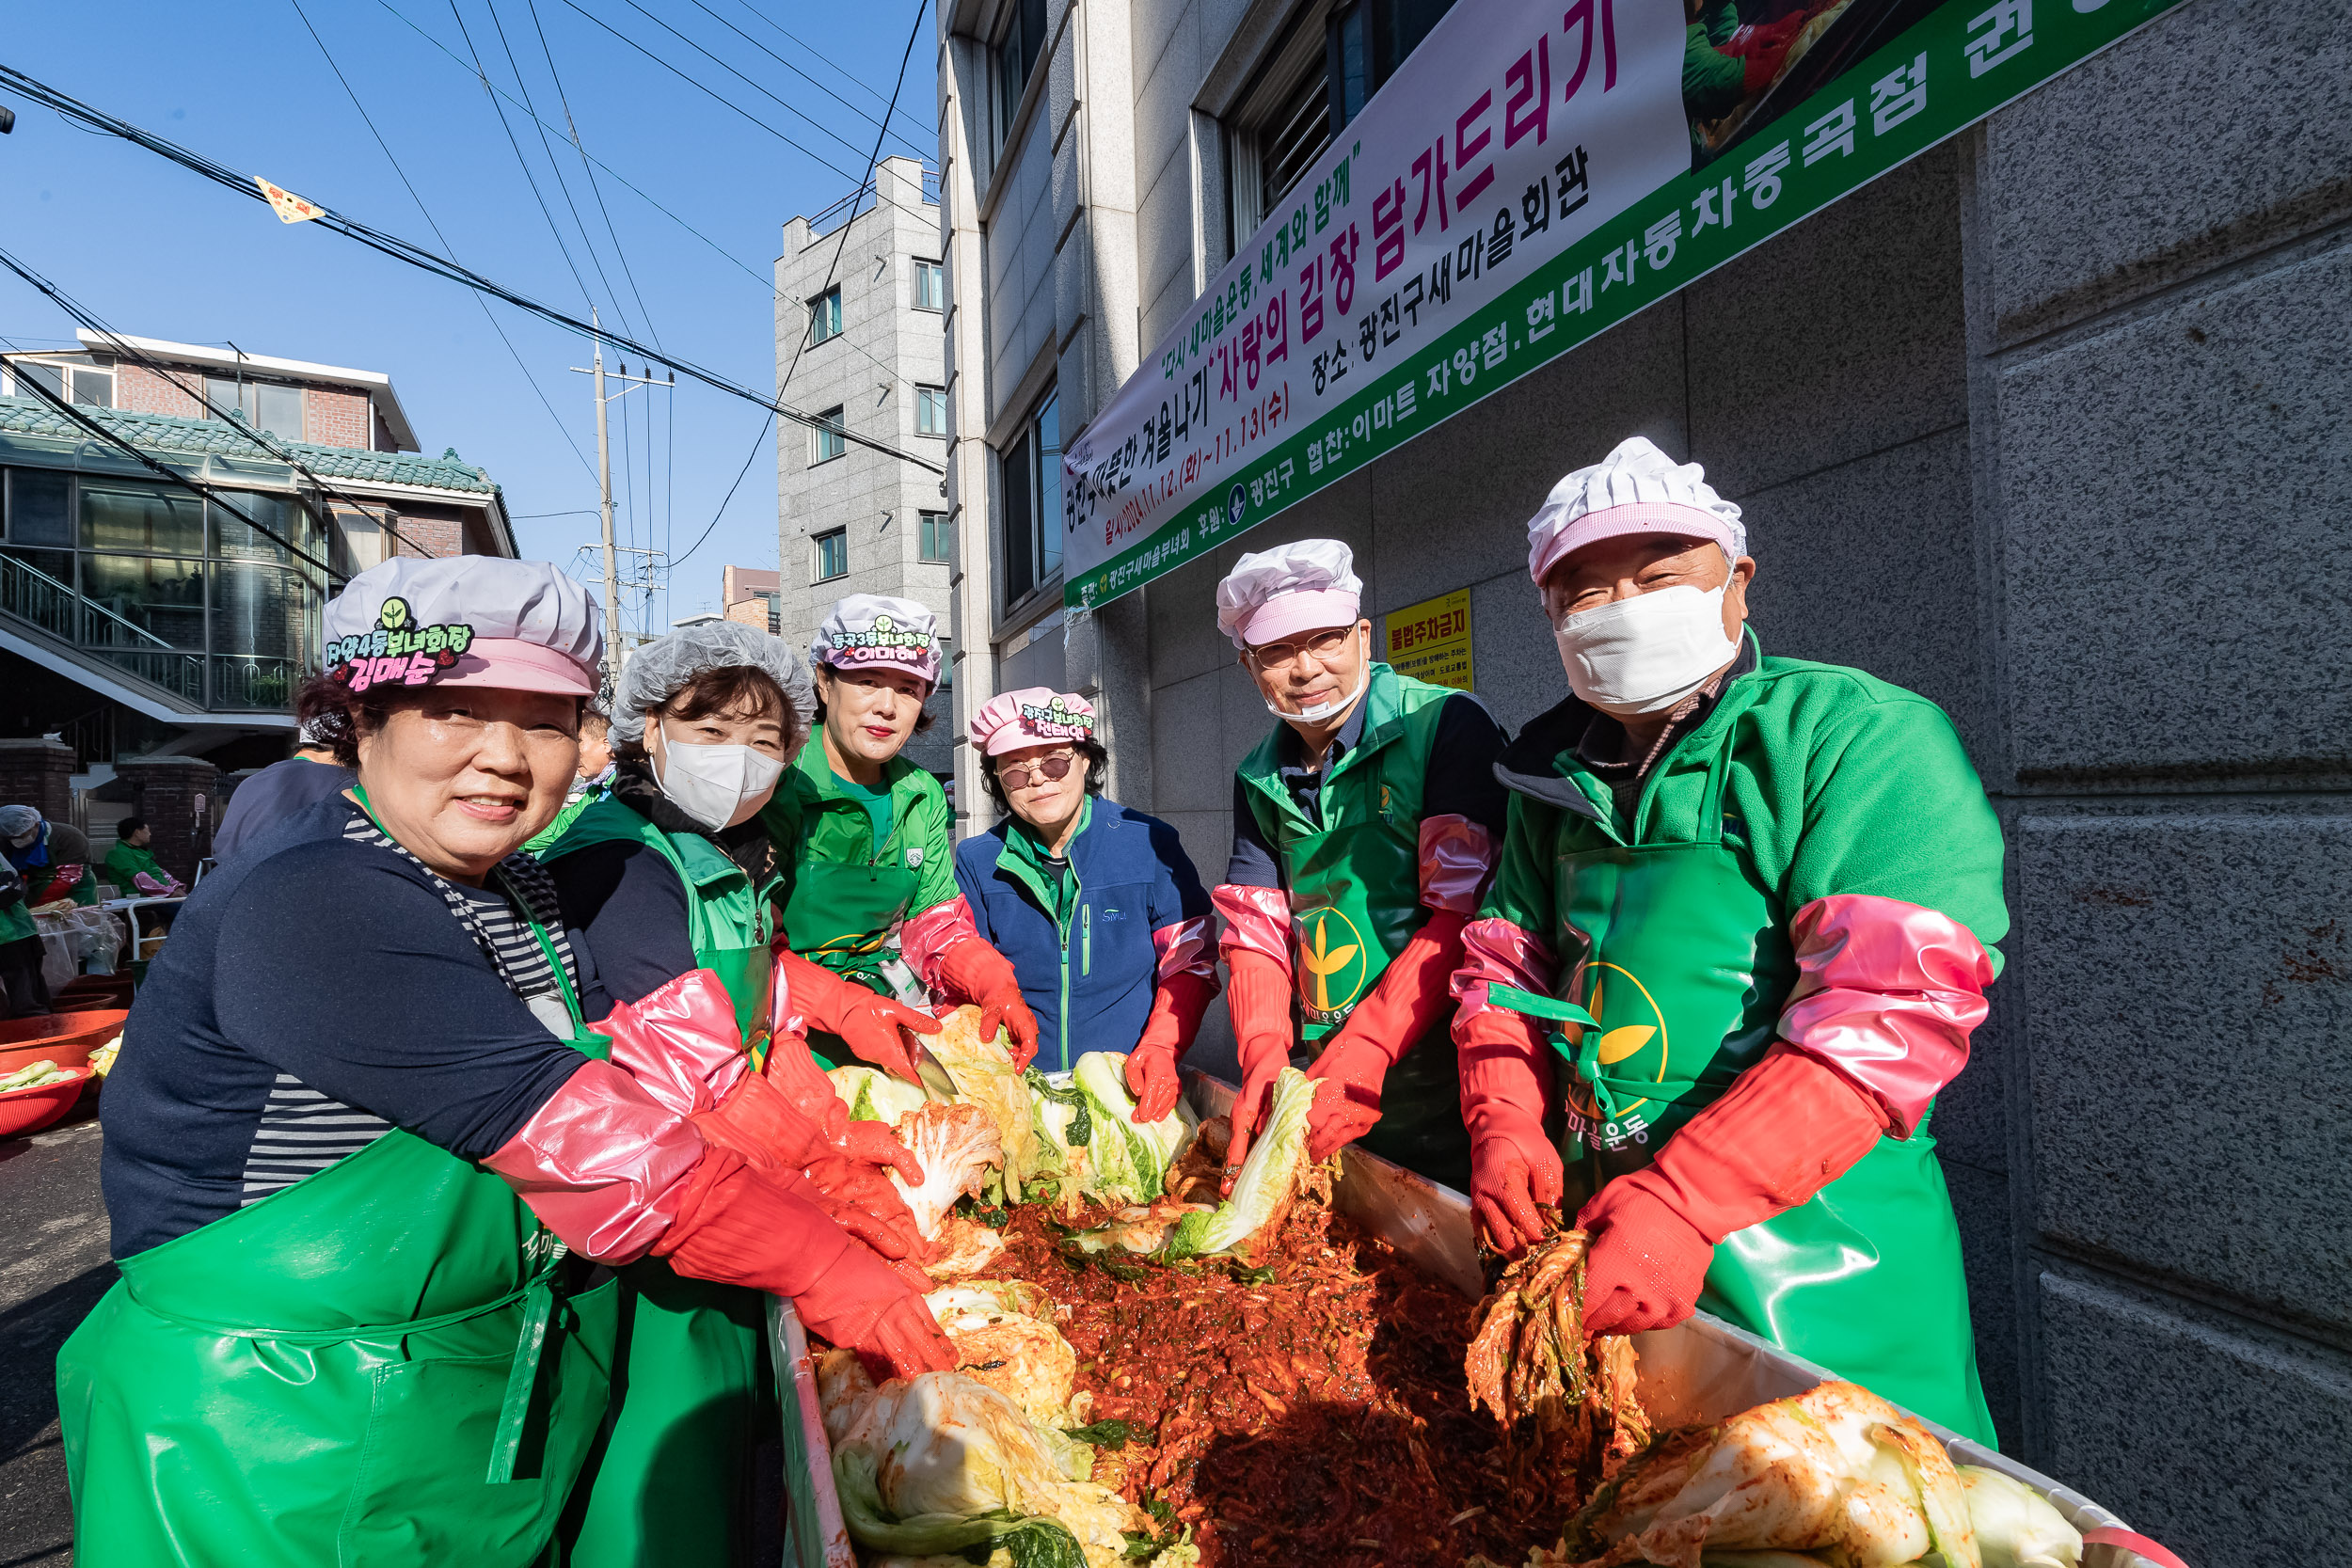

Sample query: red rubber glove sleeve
[1298,910,1468,1161]
[1125,969,1218,1123]
[691,1067,829,1171]
[651,1148,957,1380]
[1579,1043,1890,1335]
[778,948,934,1083]
[1456,1006,1562,1259]
[1219,946,1298,1180]
[933,938,1040,1069]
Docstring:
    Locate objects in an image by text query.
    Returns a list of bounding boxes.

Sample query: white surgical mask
[1553,584,1740,717]
[655,729,785,832]
[1263,658,1370,725]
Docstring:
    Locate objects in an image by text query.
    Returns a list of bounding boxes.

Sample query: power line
[520,0,661,350]
[725,0,934,144]
[681,0,930,162]
[0,62,946,476]
[552,0,865,182]
[283,0,598,487]
[0,253,450,563]
[447,0,602,320]
[602,0,885,170]
[676,0,931,578]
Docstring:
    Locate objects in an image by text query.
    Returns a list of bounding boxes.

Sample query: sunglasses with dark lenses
[999,752,1078,790]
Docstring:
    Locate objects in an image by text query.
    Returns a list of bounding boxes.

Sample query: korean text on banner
[1061,0,2188,611]
[1384,589,1472,691]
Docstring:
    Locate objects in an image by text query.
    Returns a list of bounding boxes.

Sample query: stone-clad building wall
[943,2,2350,1557]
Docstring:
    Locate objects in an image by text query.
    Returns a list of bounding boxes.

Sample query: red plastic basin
[0,1068,92,1138]
[0,1009,128,1079]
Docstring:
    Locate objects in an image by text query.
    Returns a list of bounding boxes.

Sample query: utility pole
[592,310,619,691]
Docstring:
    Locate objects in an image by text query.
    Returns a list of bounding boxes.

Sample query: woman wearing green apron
[60,557,952,1568]
[541,620,935,1568]
[1454,438,2005,1442]
[761,594,1040,1075]
[1208,540,1511,1196]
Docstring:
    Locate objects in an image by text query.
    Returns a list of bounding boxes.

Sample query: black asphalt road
[0,1099,111,1568]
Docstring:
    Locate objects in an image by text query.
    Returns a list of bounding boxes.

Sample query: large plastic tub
[0,1008,127,1080]
[771,1070,2171,1568]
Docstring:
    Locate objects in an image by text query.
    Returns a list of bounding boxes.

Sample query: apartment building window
[808,286,843,346]
[1226,0,1458,249]
[915,385,949,437]
[757,590,782,635]
[811,405,847,464]
[199,376,306,440]
[7,356,114,409]
[914,259,946,311]
[995,387,1061,609]
[993,0,1048,146]
[814,528,848,582]
[919,510,954,563]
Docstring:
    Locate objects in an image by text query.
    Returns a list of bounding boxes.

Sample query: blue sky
[0,0,934,629]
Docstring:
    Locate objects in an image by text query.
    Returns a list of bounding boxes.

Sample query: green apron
[538,796,778,1568]
[762,751,942,1069]
[1236,664,1470,1192]
[58,908,621,1566]
[1493,724,1994,1443]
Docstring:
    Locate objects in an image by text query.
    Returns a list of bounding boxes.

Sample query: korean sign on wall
[1384,589,1472,690]
[1063,0,2184,610]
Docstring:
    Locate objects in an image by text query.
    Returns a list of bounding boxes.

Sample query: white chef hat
[321,556,604,696]
[1526,436,1746,586]
[811,593,941,685]
[1215,538,1363,649]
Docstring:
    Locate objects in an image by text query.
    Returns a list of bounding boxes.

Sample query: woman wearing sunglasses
[951,689,1216,1107]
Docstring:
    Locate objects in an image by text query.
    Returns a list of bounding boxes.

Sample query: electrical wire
[601,0,882,170]
[675,0,931,578]
[725,0,933,144]
[281,0,598,486]
[520,0,661,350]
[0,246,443,563]
[0,61,946,475]
[446,0,602,320]
[681,0,930,162]
[552,0,864,182]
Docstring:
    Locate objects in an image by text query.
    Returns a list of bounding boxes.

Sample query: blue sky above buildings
[0,0,934,630]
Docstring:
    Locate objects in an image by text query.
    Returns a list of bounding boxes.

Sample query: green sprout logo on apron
[1294,906,1369,1025]
[1564,959,1675,1151]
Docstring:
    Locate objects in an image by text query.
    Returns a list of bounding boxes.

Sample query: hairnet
[0,805,40,839]
[611,620,815,754]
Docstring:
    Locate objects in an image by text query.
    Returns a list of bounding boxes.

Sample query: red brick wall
[723,598,770,631]
[389,507,465,559]
[304,387,373,450]
[0,738,75,824]
[113,754,219,879]
[114,363,206,420]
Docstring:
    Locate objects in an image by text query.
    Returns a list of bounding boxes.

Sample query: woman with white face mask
[538,619,941,1568]
[1452,436,2008,1444]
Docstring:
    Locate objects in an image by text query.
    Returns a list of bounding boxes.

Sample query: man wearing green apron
[762,594,1040,1075]
[1454,437,2005,1442]
[543,620,931,1567]
[1213,540,1509,1196]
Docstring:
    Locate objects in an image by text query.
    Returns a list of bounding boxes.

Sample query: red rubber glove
[1579,1044,1889,1336]
[1740,42,1789,93]
[1457,999,1562,1259]
[1219,946,1298,1189]
[780,949,937,1084]
[1124,970,1217,1123]
[802,1154,934,1265]
[695,1069,922,1187]
[933,938,1040,1069]
[1298,910,1468,1161]
[652,1148,956,1381]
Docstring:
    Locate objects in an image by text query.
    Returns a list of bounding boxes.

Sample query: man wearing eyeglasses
[1205,539,1509,1194]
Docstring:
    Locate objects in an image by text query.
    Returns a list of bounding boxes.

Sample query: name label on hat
[325,594,476,692]
[1018,697,1096,741]
[831,612,933,666]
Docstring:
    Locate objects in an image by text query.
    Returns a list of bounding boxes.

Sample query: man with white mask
[1207,539,1509,1194]
[1454,436,2008,1442]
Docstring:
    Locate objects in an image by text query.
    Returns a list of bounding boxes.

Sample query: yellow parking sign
[1382,588,1471,691]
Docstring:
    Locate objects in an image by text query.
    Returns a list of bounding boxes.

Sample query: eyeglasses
[1247,626,1355,672]
[998,752,1078,790]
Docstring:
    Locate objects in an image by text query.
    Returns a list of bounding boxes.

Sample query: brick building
[0,331,517,863]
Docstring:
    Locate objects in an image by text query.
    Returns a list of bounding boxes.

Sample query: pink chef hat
[969,687,1099,755]
[1214,538,1362,650]
[320,556,604,696]
[1525,436,1746,587]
